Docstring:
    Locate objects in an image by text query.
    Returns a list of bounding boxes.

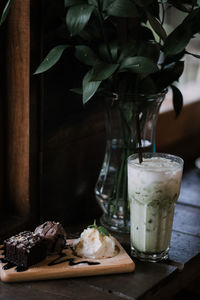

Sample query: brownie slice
[4,231,47,268]
[34,221,67,254]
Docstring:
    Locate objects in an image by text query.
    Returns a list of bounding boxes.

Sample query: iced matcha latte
[128,153,183,262]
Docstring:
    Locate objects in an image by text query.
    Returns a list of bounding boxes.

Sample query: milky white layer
[128,157,183,253]
[73,228,116,259]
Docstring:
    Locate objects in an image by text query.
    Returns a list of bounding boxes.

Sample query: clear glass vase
[95,91,167,233]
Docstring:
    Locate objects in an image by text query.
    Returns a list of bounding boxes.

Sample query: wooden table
[0,162,200,300]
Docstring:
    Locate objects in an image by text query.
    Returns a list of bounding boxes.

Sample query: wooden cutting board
[0,239,135,282]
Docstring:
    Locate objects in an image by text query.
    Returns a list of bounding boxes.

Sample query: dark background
[38,0,105,225]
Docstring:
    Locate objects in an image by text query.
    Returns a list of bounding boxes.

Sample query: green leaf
[110,40,119,61]
[163,26,191,56]
[64,0,85,7]
[157,61,184,90]
[102,0,114,11]
[99,41,118,62]
[163,7,200,56]
[91,62,119,81]
[98,226,110,236]
[147,12,167,41]
[82,69,101,104]
[34,45,70,74]
[106,0,139,18]
[66,4,94,36]
[119,56,159,74]
[171,85,183,118]
[0,0,12,26]
[75,45,98,66]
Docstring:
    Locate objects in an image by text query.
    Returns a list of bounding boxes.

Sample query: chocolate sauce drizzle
[48,252,100,267]
[0,258,27,272]
[0,258,8,264]
[0,251,100,272]
[15,266,28,272]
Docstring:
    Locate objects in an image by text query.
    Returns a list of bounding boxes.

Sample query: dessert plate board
[0,239,135,283]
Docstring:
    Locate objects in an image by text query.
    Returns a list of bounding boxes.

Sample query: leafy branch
[35,0,200,117]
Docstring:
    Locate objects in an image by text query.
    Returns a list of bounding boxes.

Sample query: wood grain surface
[6,0,30,216]
[0,239,135,283]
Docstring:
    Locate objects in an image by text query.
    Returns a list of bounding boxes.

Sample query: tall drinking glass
[128,153,183,262]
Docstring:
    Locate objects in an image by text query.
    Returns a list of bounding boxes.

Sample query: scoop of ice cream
[34,221,66,254]
[73,227,116,259]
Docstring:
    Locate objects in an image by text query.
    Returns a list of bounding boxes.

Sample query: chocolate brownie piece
[4,231,47,268]
[34,221,67,254]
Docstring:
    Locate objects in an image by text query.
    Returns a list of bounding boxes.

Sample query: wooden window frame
[0,0,41,241]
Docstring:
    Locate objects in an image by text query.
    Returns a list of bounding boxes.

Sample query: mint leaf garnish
[98,226,110,237]
[88,220,110,236]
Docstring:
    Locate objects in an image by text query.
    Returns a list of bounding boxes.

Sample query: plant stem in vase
[95,92,166,233]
